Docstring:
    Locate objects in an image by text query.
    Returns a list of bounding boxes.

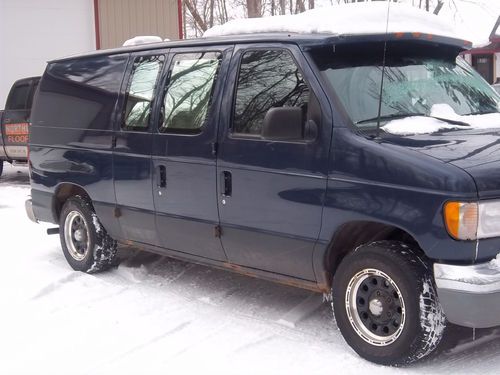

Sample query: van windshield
[312,43,500,135]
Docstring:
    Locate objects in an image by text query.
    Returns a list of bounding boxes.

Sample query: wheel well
[53,184,91,222]
[325,221,423,277]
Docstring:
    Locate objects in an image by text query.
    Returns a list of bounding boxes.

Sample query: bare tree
[184,0,208,32]
[247,0,262,17]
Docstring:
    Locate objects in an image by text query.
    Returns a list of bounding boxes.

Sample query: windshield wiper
[356,113,471,127]
[356,113,425,125]
[464,110,499,116]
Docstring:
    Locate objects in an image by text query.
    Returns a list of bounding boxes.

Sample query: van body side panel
[217,44,333,281]
[113,132,157,245]
[315,127,478,272]
[29,54,128,238]
[151,47,232,261]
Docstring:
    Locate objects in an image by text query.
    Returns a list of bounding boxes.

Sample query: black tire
[0,161,3,177]
[332,241,445,366]
[59,195,118,273]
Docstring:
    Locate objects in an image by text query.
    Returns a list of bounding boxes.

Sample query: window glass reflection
[123,55,164,131]
[233,50,309,136]
[160,52,221,133]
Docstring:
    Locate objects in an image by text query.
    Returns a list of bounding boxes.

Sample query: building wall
[0,0,96,107]
[496,52,500,83]
[97,0,180,49]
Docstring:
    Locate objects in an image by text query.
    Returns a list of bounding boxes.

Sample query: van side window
[6,83,30,110]
[160,52,221,133]
[123,55,164,131]
[233,49,309,138]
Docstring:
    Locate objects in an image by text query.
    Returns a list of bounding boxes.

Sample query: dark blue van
[26,32,500,365]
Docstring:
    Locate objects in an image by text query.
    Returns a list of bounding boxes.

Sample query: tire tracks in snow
[30,272,83,300]
[83,320,192,374]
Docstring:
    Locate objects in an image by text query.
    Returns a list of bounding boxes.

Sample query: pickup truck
[0,76,40,176]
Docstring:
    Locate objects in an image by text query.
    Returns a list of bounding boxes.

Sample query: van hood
[382,129,500,199]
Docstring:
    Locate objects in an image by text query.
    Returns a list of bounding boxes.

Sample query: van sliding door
[151,46,232,261]
[113,52,167,246]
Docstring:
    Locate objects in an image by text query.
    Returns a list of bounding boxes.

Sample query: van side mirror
[261,107,304,141]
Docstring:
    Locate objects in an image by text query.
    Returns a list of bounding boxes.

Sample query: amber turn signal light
[444,201,478,240]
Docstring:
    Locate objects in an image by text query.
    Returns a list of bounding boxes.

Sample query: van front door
[217,45,331,280]
[152,47,232,261]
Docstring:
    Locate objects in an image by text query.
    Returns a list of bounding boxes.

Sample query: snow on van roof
[204,3,462,44]
[123,36,163,47]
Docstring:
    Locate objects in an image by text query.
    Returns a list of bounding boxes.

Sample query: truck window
[123,55,164,131]
[232,49,309,138]
[6,83,30,110]
[159,52,221,133]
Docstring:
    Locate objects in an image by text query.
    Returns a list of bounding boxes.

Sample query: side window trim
[230,46,311,142]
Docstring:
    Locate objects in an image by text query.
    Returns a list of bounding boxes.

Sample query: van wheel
[332,241,445,366]
[59,195,118,273]
[0,161,3,177]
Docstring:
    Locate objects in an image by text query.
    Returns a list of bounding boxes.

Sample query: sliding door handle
[157,165,166,188]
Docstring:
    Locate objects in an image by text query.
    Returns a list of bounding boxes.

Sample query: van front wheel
[332,241,446,366]
[59,195,117,273]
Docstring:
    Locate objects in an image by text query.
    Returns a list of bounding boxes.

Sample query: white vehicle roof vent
[123,36,163,47]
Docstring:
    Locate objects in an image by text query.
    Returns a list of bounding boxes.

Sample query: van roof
[50,32,472,63]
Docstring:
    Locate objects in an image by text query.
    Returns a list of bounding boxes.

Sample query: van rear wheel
[332,241,446,366]
[59,195,117,273]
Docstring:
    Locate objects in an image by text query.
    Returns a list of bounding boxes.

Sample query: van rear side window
[160,52,221,133]
[123,55,164,131]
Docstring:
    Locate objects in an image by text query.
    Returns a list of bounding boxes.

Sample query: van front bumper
[434,261,500,328]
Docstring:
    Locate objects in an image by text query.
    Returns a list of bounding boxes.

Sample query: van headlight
[444,200,500,240]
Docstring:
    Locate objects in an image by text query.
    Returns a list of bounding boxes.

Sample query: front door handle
[222,171,232,197]
[157,165,166,188]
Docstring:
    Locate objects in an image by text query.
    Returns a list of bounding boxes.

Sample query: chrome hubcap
[345,269,406,346]
[64,211,90,261]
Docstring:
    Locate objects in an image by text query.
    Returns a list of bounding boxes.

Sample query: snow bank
[204,3,459,42]
[382,104,500,135]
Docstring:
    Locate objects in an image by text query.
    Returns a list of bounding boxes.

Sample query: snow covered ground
[1,163,500,374]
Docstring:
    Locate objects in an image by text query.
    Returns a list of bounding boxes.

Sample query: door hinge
[214,225,222,238]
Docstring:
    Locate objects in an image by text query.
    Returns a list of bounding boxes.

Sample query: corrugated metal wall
[97,0,179,49]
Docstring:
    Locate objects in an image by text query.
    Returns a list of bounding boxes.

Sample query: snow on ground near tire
[1,163,500,374]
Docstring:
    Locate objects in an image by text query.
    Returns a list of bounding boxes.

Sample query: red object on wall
[177,0,183,39]
[94,0,101,49]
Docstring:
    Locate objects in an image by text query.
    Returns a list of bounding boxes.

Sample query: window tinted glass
[123,55,164,131]
[233,50,309,136]
[311,43,500,134]
[33,54,128,129]
[160,52,221,133]
[7,83,30,110]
